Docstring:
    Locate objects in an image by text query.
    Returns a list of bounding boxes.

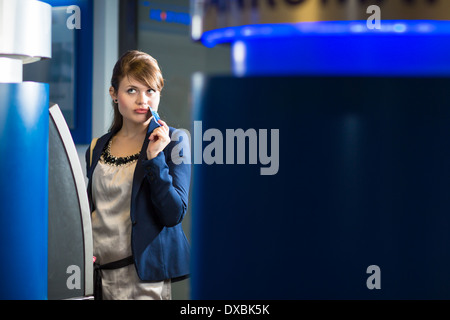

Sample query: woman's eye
[147,89,155,94]
[127,88,136,94]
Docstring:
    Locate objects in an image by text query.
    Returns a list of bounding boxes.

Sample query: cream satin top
[90,141,170,300]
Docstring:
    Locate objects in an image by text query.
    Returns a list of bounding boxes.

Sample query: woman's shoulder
[86,132,113,157]
[96,131,114,146]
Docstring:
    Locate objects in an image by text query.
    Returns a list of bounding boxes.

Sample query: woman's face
[110,76,161,126]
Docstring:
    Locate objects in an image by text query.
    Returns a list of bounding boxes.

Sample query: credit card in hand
[148,109,161,134]
[151,109,161,122]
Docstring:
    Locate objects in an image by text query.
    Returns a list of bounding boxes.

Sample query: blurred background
[13,0,450,300]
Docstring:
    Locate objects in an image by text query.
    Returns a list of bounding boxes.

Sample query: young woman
[85,50,191,300]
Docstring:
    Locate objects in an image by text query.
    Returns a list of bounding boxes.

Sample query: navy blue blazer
[85,126,191,282]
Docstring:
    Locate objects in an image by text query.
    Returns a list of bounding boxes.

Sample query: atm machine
[48,103,93,300]
[0,0,92,300]
[190,0,450,299]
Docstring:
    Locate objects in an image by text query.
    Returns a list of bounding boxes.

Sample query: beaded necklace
[101,139,140,167]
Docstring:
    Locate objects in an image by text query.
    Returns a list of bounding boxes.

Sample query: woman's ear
[109,86,117,102]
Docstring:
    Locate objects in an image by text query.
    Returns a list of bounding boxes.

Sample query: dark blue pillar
[191,20,450,299]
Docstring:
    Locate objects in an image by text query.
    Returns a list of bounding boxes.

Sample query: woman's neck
[117,121,148,139]
[110,121,148,158]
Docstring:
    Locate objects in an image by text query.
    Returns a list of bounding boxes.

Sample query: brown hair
[109,50,164,133]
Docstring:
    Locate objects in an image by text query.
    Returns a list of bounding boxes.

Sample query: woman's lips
[135,108,149,114]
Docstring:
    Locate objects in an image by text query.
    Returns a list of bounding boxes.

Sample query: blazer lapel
[87,132,113,213]
[88,132,113,179]
[131,131,151,207]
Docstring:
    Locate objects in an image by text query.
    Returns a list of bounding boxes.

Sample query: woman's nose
[136,92,148,105]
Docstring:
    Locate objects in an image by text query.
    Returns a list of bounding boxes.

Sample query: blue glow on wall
[201,20,450,76]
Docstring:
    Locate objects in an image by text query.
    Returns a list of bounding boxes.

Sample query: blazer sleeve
[141,129,191,227]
